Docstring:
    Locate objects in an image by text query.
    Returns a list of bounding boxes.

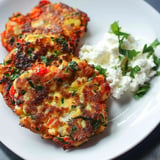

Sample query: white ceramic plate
[0,0,160,160]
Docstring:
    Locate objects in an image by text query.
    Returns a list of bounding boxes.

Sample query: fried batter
[10,58,110,149]
[1,1,89,52]
[0,33,73,110]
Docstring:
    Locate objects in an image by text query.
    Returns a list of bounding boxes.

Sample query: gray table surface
[0,0,160,160]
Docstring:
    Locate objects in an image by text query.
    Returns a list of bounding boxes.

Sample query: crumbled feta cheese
[79,32,158,99]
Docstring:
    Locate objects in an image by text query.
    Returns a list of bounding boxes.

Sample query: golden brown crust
[11,58,110,149]
[1,1,89,52]
[0,0,111,149]
[0,33,73,110]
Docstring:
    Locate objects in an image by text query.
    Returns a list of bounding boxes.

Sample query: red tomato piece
[9,85,16,99]
[33,65,48,76]
[40,0,50,5]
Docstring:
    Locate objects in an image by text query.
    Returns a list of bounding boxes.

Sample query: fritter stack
[0,0,110,149]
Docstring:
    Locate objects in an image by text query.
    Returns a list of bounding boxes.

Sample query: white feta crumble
[79,31,159,99]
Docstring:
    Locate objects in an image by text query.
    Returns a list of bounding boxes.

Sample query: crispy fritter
[0,33,73,110]
[1,0,90,52]
[10,58,110,149]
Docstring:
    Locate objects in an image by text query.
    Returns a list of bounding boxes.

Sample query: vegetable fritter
[0,33,73,110]
[1,0,90,52]
[10,58,110,149]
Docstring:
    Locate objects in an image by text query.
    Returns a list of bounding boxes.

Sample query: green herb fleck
[99,114,108,127]
[56,37,67,45]
[143,39,160,58]
[61,98,64,104]
[92,120,100,130]
[110,21,141,76]
[27,78,43,91]
[15,13,21,17]
[68,61,79,70]
[36,127,40,131]
[56,137,68,144]
[71,105,77,109]
[27,48,33,57]
[118,55,123,61]
[10,68,21,80]
[21,90,26,95]
[157,71,160,76]
[70,124,77,138]
[51,37,55,41]
[121,58,128,76]
[95,65,107,77]
[143,44,154,54]
[27,79,35,88]
[130,65,141,78]
[150,39,160,48]
[11,99,15,105]
[40,56,51,65]
[9,37,15,44]
[54,50,61,56]
[4,59,12,65]
[122,50,140,60]
[35,85,43,91]
[4,73,10,78]
[73,116,100,131]
[72,91,77,96]
[88,73,97,81]
[153,55,160,70]
[134,82,150,99]
[110,21,129,39]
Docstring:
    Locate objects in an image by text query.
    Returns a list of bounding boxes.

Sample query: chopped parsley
[121,58,128,76]
[157,71,160,76]
[40,56,52,66]
[71,105,77,109]
[153,55,160,70]
[9,37,15,44]
[21,90,26,95]
[4,73,10,78]
[56,37,67,45]
[27,48,33,57]
[27,78,35,88]
[51,37,55,41]
[150,39,160,48]
[88,73,97,81]
[110,21,129,39]
[61,98,64,104]
[143,44,154,55]
[95,65,107,77]
[99,114,108,127]
[54,50,61,56]
[122,50,140,60]
[142,39,160,70]
[130,65,141,78]
[68,61,79,70]
[27,78,43,91]
[70,124,77,138]
[92,120,100,130]
[15,13,21,17]
[4,59,12,65]
[110,21,130,56]
[34,85,43,91]
[73,116,101,131]
[143,39,160,58]
[72,90,77,96]
[110,21,141,76]
[10,68,21,80]
[134,82,150,99]
[56,137,68,144]
[36,127,40,131]
[110,22,138,59]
